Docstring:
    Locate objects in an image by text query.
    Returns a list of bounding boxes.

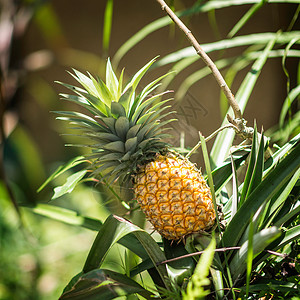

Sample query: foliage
[1,0,299,299]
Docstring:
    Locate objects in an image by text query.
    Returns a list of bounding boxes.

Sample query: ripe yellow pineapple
[57,58,216,240]
[134,153,215,240]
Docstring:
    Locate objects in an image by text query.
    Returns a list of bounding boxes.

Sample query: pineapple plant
[32,2,300,299]
[56,57,216,240]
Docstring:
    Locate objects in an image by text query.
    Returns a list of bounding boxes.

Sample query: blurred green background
[0,0,299,299]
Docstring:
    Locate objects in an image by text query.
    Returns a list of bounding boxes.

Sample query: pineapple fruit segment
[134,153,216,240]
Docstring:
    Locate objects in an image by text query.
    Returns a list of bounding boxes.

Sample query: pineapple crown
[55,57,175,183]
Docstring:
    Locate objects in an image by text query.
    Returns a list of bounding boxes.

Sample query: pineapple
[57,58,216,240]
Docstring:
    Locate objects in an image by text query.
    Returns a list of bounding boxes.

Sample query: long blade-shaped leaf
[240,126,258,205]
[83,215,171,290]
[230,227,281,281]
[264,167,300,228]
[163,239,195,286]
[27,204,102,231]
[230,154,239,220]
[228,0,268,38]
[60,269,155,300]
[102,0,114,54]
[211,148,250,194]
[210,35,277,167]
[254,225,300,267]
[279,84,300,128]
[221,142,300,248]
[37,156,85,192]
[264,132,300,175]
[157,31,300,67]
[113,3,299,66]
[244,131,265,201]
[183,237,216,300]
[52,170,88,200]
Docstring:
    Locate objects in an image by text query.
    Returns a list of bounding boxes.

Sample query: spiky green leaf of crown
[56,58,175,183]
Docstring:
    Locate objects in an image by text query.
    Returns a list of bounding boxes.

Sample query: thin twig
[156,0,242,120]
[266,250,288,259]
[156,247,294,267]
[157,246,241,265]
[186,124,239,158]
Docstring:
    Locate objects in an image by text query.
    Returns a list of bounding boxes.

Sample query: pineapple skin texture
[133,153,216,240]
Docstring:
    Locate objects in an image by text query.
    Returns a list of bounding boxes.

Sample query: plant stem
[186,124,239,158]
[157,246,241,265]
[155,0,242,120]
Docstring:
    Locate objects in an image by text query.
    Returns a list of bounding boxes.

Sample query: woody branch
[155,0,254,138]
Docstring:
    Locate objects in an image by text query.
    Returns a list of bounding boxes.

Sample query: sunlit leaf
[230,227,281,281]
[228,0,268,38]
[60,269,155,300]
[27,203,102,231]
[53,170,88,199]
[210,35,277,167]
[222,142,300,248]
[82,215,171,290]
[103,0,114,54]
[183,237,216,300]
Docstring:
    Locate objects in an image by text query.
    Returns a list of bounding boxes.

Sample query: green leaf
[126,124,141,140]
[105,58,119,101]
[172,49,300,97]
[114,116,129,140]
[158,31,300,67]
[26,204,150,260]
[102,141,124,152]
[183,237,216,300]
[124,58,158,93]
[125,137,138,153]
[113,2,299,67]
[245,131,265,201]
[254,225,300,267]
[37,156,85,192]
[240,126,258,205]
[230,227,281,281]
[27,204,102,231]
[246,219,254,297]
[123,57,158,114]
[91,76,114,107]
[264,167,300,228]
[264,132,300,175]
[118,85,133,116]
[240,280,300,294]
[222,142,300,248]
[60,269,155,300]
[103,1,114,54]
[211,148,249,194]
[61,272,83,294]
[273,224,300,251]
[110,101,126,117]
[52,170,87,199]
[58,79,109,116]
[279,84,300,128]
[117,68,124,100]
[230,154,239,220]
[163,239,195,286]
[129,72,173,119]
[130,258,154,277]
[199,134,219,231]
[228,0,268,38]
[210,35,277,167]
[82,215,171,290]
[59,92,105,117]
[273,199,300,228]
